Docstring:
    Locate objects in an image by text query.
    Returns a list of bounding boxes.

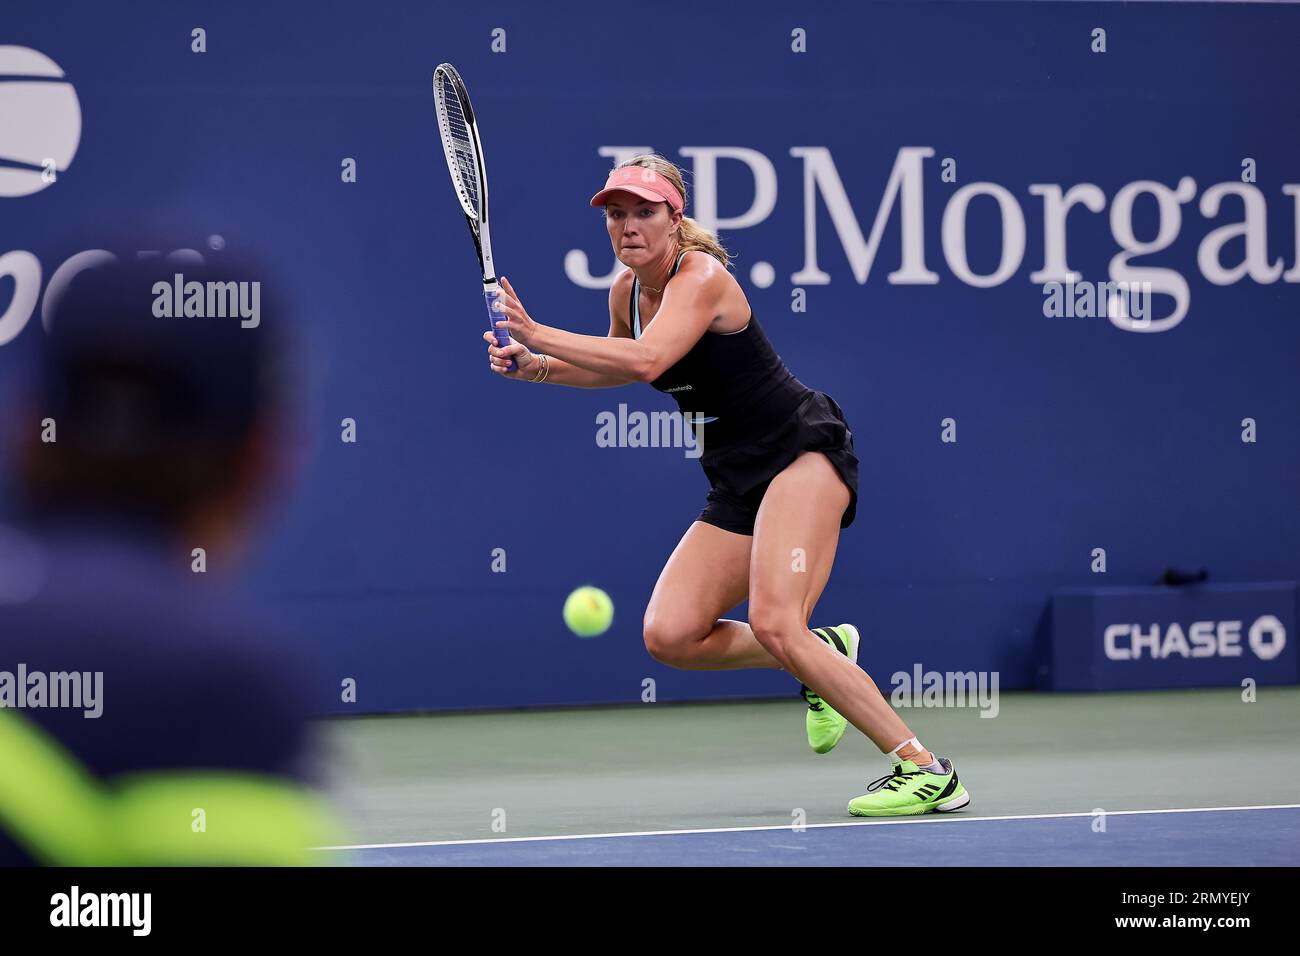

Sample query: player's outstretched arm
[492,270,716,384]
[483,330,634,388]
[483,274,642,388]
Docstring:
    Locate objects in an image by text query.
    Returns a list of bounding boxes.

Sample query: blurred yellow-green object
[0,709,339,865]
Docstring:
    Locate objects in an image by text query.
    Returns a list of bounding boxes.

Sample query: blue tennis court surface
[323,806,1300,867]
[322,694,1300,867]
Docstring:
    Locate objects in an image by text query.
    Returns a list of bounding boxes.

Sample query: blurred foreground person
[0,249,335,865]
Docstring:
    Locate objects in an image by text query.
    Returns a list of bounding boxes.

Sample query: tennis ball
[563,586,613,638]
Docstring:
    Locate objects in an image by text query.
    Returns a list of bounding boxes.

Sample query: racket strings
[435,74,482,218]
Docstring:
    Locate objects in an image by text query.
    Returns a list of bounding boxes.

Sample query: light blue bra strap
[634,252,689,340]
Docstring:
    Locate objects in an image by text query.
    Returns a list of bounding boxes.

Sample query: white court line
[315,803,1300,852]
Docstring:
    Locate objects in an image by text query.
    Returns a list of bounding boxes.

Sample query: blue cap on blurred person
[19,247,295,525]
[38,252,288,453]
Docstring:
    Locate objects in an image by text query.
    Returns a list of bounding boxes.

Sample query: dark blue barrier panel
[1041,584,1298,691]
[2,2,1299,712]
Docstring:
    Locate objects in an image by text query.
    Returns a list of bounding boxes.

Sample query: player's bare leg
[642,521,779,670]
[745,451,912,750]
[747,451,970,814]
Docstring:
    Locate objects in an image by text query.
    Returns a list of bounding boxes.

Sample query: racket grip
[484,288,518,373]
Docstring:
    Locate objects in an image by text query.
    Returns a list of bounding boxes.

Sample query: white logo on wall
[1248,615,1286,661]
[0,46,81,197]
[565,145,1300,333]
[1103,615,1287,661]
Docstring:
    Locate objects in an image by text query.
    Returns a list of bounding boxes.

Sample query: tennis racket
[432,62,516,371]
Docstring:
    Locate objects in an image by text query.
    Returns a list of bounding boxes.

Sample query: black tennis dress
[631,250,859,534]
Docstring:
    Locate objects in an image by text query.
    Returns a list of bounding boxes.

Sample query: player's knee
[642,613,702,668]
[748,605,801,668]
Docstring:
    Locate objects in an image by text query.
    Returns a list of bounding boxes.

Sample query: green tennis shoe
[847,757,970,816]
[802,624,861,754]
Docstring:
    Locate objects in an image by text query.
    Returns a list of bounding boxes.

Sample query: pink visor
[589,166,684,213]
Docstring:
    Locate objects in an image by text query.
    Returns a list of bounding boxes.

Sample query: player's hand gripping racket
[432,63,516,371]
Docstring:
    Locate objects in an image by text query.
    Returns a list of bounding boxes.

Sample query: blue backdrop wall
[2,1,1298,713]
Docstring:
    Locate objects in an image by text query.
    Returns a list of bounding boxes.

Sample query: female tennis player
[482,155,968,816]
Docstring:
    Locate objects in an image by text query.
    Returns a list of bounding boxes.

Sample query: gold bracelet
[529,353,547,382]
[538,353,551,384]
